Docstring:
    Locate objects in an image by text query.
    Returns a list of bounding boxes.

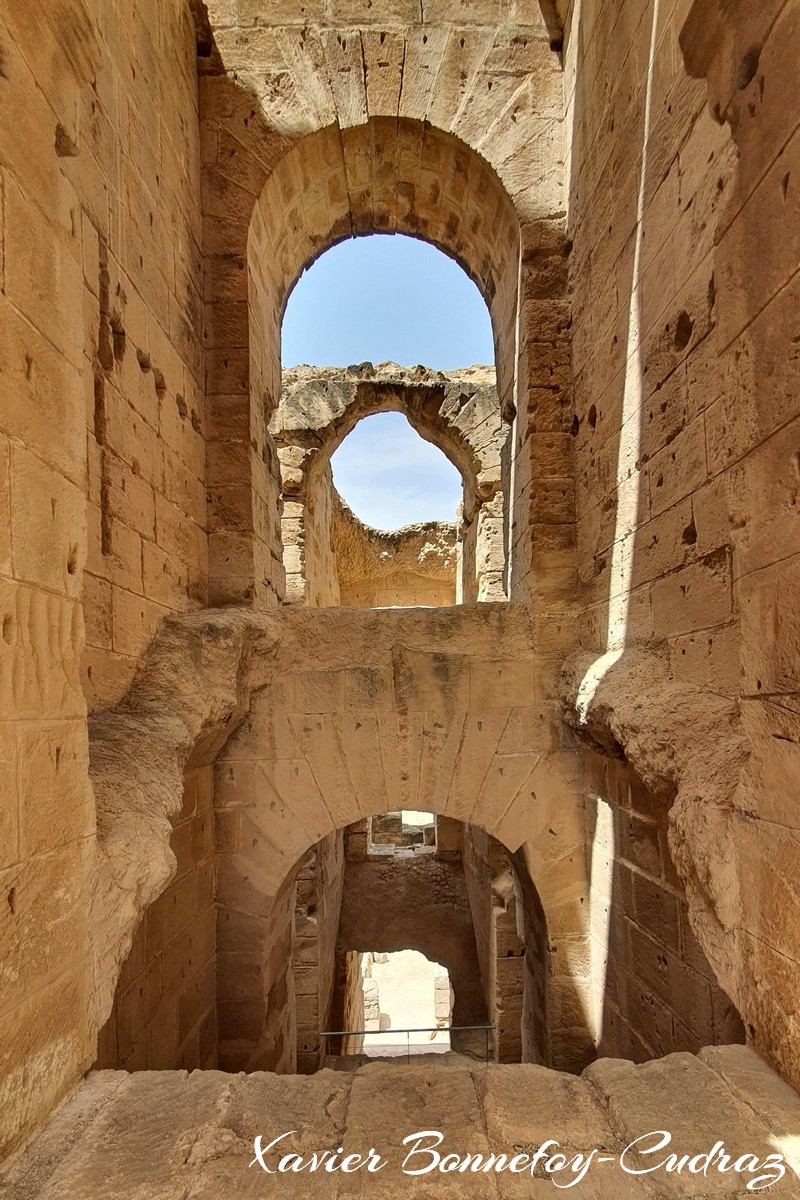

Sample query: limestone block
[0,838,91,1011]
[2,178,84,370]
[17,720,93,855]
[647,415,709,518]
[585,1052,796,1195]
[0,301,85,488]
[110,587,167,658]
[651,550,733,637]
[699,1044,800,1178]
[10,447,84,598]
[444,710,511,824]
[0,966,93,1165]
[343,1064,498,1197]
[469,659,534,710]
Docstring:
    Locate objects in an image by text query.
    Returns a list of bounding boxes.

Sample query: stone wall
[282,456,458,609]
[336,853,489,1052]
[680,0,800,1086]
[79,8,207,709]
[585,753,744,1062]
[212,603,589,1072]
[338,951,366,1057]
[462,826,550,1065]
[561,0,800,1088]
[282,458,341,607]
[333,500,457,610]
[95,766,216,1071]
[0,0,204,1159]
[292,831,347,1074]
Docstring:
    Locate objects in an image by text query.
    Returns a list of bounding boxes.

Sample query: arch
[212,602,592,1072]
[272,365,508,604]
[332,840,489,1058]
[249,120,520,415]
[275,366,503,509]
[203,102,571,607]
[199,11,575,731]
[225,117,520,609]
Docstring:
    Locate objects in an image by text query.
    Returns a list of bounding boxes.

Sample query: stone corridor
[3,0,800,1191]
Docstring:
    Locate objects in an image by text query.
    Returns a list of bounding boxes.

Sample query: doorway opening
[357,950,453,1059]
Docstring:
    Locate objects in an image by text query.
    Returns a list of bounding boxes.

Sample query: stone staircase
[2,1047,799,1198]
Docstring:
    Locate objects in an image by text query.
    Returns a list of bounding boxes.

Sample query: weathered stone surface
[3,0,800,1168]
[3,1050,798,1198]
[273,366,508,606]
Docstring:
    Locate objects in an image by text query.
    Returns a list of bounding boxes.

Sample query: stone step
[1,1047,798,1199]
[323,1051,479,1070]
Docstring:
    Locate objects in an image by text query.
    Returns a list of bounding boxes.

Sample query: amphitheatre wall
[1,0,799,1166]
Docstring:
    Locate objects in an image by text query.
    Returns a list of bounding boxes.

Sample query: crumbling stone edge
[87,609,281,1038]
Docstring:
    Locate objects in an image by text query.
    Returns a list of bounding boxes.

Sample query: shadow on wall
[562,0,748,1068]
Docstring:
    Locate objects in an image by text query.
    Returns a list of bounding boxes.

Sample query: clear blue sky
[282,235,494,529]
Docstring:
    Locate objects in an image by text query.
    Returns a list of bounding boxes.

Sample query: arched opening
[330,413,463,531]
[284,408,466,608]
[273,230,508,606]
[350,950,453,1060]
[272,366,508,605]
[288,812,548,1073]
[206,117,526,609]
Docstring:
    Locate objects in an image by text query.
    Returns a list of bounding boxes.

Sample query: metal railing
[320,1024,495,1065]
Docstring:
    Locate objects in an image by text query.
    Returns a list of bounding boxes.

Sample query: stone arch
[275,367,503,506]
[213,602,591,1072]
[249,119,520,416]
[272,365,508,604]
[201,23,572,610]
[205,112,532,606]
[88,605,588,1075]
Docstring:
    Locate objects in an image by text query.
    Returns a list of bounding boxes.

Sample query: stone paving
[2,1046,799,1199]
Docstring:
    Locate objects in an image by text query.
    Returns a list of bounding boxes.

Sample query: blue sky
[282,235,494,529]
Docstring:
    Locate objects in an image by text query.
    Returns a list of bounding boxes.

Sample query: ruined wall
[0,0,203,1159]
[292,461,340,608]
[337,853,489,1051]
[338,951,366,1057]
[562,0,800,1087]
[214,734,300,1074]
[510,846,550,1067]
[273,366,505,606]
[95,766,216,1071]
[332,500,457,609]
[281,454,458,610]
[680,0,800,1086]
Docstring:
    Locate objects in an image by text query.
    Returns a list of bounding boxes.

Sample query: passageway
[92,603,743,1084]
[355,950,453,1059]
[4,0,798,1185]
